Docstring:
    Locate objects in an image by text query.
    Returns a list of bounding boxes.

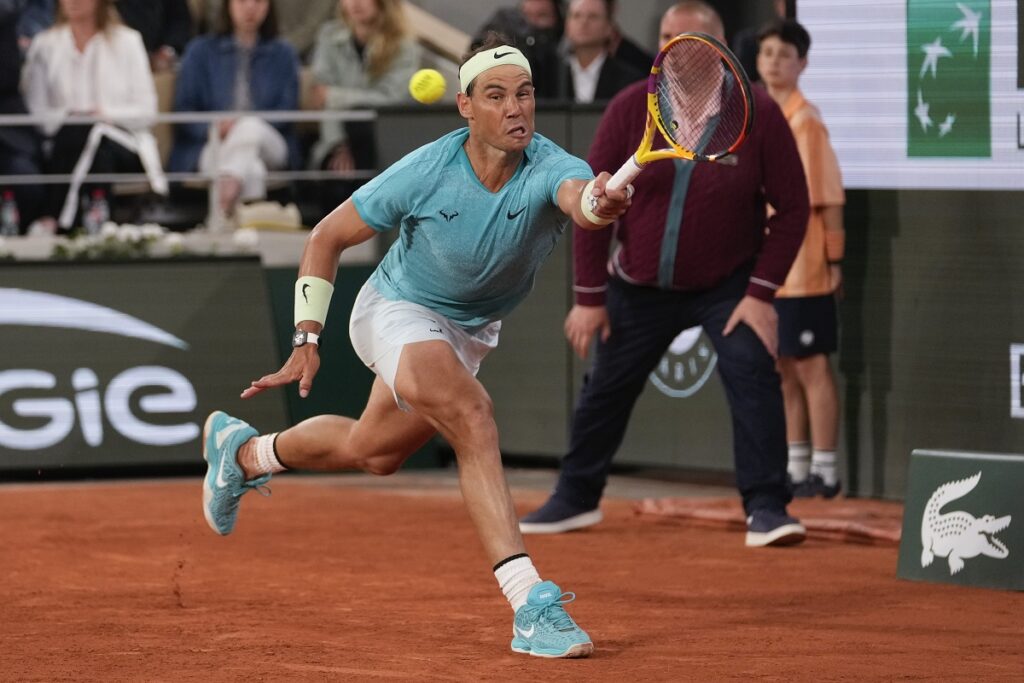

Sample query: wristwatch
[291,330,320,348]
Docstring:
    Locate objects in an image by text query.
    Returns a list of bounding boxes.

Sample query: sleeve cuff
[745,277,780,302]
[574,285,607,307]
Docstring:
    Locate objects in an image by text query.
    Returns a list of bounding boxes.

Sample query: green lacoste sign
[907,0,991,157]
[898,450,1023,591]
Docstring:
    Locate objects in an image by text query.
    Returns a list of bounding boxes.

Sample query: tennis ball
[409,68,446,104]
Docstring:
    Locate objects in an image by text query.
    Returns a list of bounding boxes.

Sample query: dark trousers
[45,124,143,222]
[552,269,792,515]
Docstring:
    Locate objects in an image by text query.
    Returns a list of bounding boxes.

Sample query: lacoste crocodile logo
[920,471,1011,575]
[440,209,459,223]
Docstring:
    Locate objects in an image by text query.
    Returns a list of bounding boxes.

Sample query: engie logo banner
[0,260,288,471]
[798,0,1023,189]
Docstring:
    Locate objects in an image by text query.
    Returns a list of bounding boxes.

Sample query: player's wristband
[580,179,614,226]
[294,276,334,327]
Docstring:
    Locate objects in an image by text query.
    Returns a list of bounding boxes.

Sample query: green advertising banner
[0,259,289,472]
[907,0,991,157]
[898,450,1023,590]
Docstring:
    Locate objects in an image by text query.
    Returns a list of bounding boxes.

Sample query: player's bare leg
[393,341,524,565]
[394,340,592,657]
[235,378,436,479]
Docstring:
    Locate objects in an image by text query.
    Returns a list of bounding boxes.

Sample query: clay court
[3,472,1022,681]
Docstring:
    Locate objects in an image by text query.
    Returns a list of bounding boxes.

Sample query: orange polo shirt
[776,89,845,298]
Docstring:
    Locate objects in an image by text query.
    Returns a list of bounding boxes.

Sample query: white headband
[459,46,533,93]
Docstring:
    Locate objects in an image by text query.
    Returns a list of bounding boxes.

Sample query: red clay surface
[2,476,1022,681]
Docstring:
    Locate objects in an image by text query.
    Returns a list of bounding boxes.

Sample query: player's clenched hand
[588,171,633,221]
[565,304,611,360]
[241,347,321,399]
[723,295,778,360]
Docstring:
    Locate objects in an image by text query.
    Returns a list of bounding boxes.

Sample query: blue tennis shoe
[511,581,593,658]
[202,411,269,535]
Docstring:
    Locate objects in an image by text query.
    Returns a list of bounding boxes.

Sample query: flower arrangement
[48,223,260,260]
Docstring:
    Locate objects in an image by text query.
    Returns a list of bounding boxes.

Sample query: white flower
[140,224,165,240]
[100,222,119,238]
[163,232,184,248]
[232,227,260,250]
[117,225,143,243]
[0,236,6,250]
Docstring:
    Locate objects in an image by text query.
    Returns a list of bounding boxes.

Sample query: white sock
[252,433,287,476]
[787,441,811,482]
[810,449,838,486]
[494,554,541,612]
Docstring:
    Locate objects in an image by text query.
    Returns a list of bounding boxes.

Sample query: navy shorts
[775,294,838,358]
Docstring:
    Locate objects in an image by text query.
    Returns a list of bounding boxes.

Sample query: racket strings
[655,41,748,157]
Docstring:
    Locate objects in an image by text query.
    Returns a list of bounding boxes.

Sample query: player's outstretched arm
[558,172,632,230]
[242,199,377,400]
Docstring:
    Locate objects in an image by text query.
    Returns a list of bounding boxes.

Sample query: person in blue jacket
[169,0,299,219]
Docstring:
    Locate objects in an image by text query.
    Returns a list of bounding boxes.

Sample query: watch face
[292,331,306,347]
[649,326,718,398]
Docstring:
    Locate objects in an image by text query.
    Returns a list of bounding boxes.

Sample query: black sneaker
[745,509,807,547]
[793,474,841,499]
[519,497,602,534]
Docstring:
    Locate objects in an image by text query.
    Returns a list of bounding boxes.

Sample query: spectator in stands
[1,0,42,233]
[544,0,643,103]
[758,19,846,499]
[169,0,299,221]
[200,0,336,60]
[308,0,419,174]
[21,0,157,230]
[16,0,52,52]
[604,0,651,74]
[732,0,787,83]
[472,0,563,98]
[115,0,193,72]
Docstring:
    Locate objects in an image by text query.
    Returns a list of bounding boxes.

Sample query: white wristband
[580,179,614,226]
[294,276,334,327]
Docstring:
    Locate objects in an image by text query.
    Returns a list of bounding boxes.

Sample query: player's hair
[756,18,811,59]
[217,0,279,40]
[461,31,519,96]
[666,1,724,39]
[54,0,121,32]
[340,0,411,80]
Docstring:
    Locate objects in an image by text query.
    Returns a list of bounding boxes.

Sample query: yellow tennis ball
[409,68,446,104]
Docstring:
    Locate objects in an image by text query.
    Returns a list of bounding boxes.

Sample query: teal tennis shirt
[352,128,593,331]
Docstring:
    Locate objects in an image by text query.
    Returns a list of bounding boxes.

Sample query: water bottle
[83,189,109,236]
[0,190,19,237]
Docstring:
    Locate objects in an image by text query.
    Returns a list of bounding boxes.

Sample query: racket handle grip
[606,155,644,191]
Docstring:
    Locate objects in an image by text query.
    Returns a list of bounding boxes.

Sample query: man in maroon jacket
[520,1,811,547]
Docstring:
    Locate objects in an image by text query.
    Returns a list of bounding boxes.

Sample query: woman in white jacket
[22,0,159,229]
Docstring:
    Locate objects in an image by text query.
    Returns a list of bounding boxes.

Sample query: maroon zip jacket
[574,82,810,305]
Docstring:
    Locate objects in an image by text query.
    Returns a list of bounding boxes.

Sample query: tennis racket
[605,32,754,192]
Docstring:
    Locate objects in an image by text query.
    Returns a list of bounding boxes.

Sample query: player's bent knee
[360,452,405,476]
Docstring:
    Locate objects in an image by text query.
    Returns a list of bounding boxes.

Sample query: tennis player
[200,34,631,659]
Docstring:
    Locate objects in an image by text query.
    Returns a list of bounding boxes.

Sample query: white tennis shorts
[348,282,501,410]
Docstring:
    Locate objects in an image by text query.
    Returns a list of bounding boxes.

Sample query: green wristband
[294,276,334,327]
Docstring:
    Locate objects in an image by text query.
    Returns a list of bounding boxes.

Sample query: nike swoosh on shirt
[507,206,527,220]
